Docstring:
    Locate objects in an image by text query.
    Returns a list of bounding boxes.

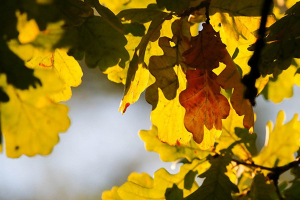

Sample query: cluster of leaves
[2,0,300,199]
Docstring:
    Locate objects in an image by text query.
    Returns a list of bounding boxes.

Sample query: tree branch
[241,0,273,106]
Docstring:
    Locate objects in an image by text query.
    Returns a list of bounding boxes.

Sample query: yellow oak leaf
[0,69,70,158]
[151,65,192,146]
[139,126,212,162]
[102,186,122,200]
[217,107,253,160]
[119,62,154,113]
[16,11,40,44]
[117,159,209,200]
[253,111,300,168]
[262,66,297,103]
[26,48,83,102]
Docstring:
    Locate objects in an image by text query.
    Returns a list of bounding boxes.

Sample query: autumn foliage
[1,0,300,199]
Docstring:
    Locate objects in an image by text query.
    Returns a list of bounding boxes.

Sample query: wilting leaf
[217,49,254,130]
[139,126,211,162]
[248,173,277,200]
[0,69,70,158]
[185,153,239,200]
[284,167,300,200]
[179,69,230,147]
[118,159,209,199]
[102,186,122,200]
[253,110,300,168]
[26,48,83,102]
[183,23,226,71]
[251,2,300,77]
[146,19,191,109]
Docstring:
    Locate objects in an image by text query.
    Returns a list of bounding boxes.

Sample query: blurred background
[0,62,300,199]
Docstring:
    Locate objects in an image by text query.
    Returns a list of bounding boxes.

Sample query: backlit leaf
[0,69,70,158]
[118,159,209,199]
[179,69,230,146]
[217,50,254,130]
[26,48,83,102]
[216,107,255,160]
[253,110,300,168]
[183,23,226,71]
[146,18,191,109]
[261,66,297,103]
[139,126,211,162]
[185,153,239,200]
[102,186,122,200]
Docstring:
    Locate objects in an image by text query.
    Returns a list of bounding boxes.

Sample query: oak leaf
[26,48,83,102]
[139,126,212,162]
[150,65,192,146]
[0,69,70,158]
[146,19,191,109]
[117,159,209,200]
[183,23,226,71]
[179,69,230,146]
[253,110,300,168]
[185,153,239,200]
[217,49,254,130]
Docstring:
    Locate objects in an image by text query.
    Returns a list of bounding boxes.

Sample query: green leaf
[252,1,300,76]
[76,16,129,71]
[248,173,277,200]
[57,0,93,27]
[165,184,184,200]
[117,159,209,199]
[284,167,300,200]
[156,0,191,13]
[117,8,168,24]
[91,0,126,34]
[123,22,146,36]
[253,110,300,168]
[235,128,258,156]
[139,126,211,162]
[185,153,239,200]
[184,170,198,190]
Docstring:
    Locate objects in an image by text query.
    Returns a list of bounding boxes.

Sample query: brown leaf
[182,23,226,71]
[179,69,230,143]
[217,50,254,130]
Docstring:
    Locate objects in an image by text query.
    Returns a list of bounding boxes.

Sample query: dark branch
[241,0,273,106]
